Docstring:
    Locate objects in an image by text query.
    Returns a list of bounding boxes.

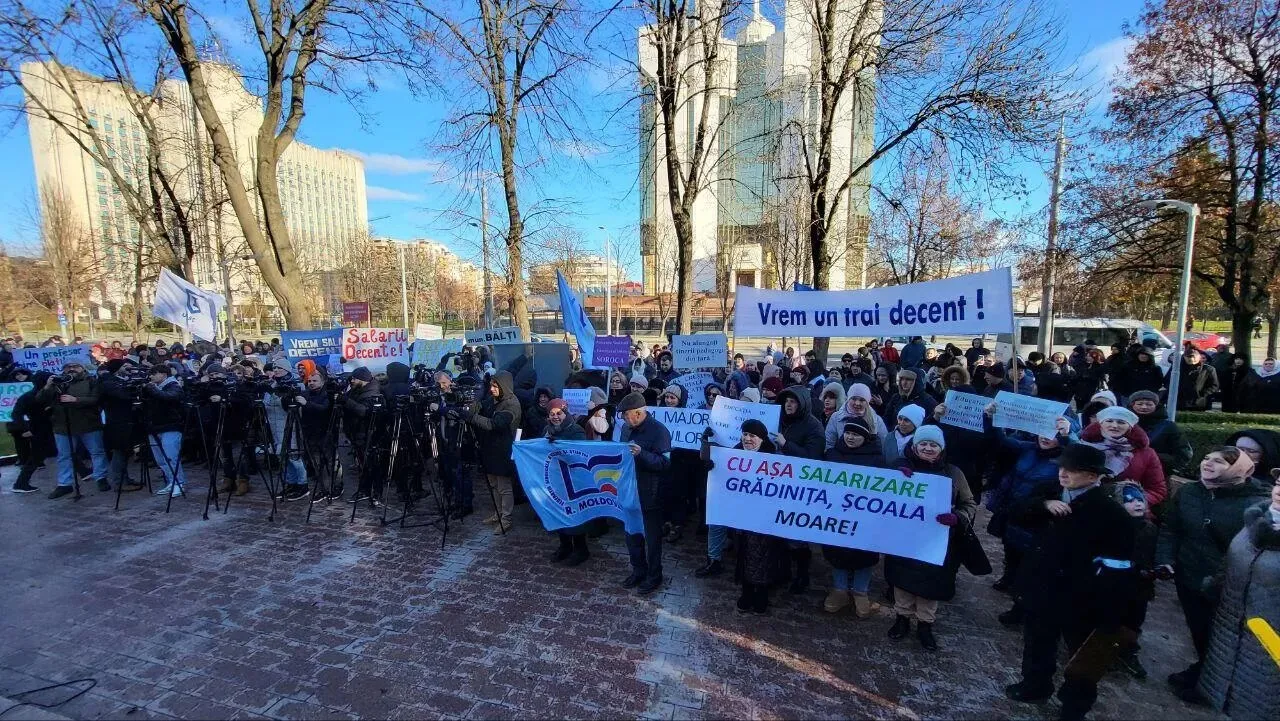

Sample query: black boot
[694,558,723,578]
[751,584,770,615]
[887,614,911,640]
[916,621,938,651]
[788,546,811,594]
[737,583,754,614]
[564,535,589,567]
[549,535,573,563]
[998,601,1025,627]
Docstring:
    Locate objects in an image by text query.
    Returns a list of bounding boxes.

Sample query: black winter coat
[8,387,54,460]
[342,379,383,447]
[469,371,522,478]
[299,386,332,441]
[1156,479,1269,601]
[776,386,825,460]
[619,412,672,512]
[1136,407,1192,477]
[883,450,977,601]
[98,372,137,449]
[1170,361,1219,411]
[1015,483,1136,628]
[140,377,185,434]
[821,440,883,571]
[883,385,938,427]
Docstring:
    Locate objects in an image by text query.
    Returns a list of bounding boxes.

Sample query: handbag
[959,523,993,576]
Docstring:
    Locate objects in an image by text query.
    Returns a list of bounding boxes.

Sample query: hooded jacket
[8,373,54,460]
[1169,359,1220,411]
[882,374,938,428]
[818,381,846,425]
[986,425,1068,552]
[824,395,888,450]
[1156,477,1269,600]
[1078,422,1169,506]
[775,385,825,460]
[1225,429,1280,483]
[1136,405,1193,477]
[1198,501,1280,719]
[1116,351,1165,397]
[141,375,185,434]
[725,370,751,399]
[469,371,522,477]
[1239,367,1280,413]
[523,387,553,439]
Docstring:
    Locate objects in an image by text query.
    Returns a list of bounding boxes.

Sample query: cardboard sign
[940,390,988,433]
[465,327,524,346]
[14,344,94,373]
[611,405,711,451]
[412,338,464,369]
[708,395,781,448]
[993,391,1068,438]
[342,301,370,325]
[670,372,715,410]
[705,446,953,564]
[0,382,33,423]
[592,335,632,368]
[671,333,728,370]
[562,388,593,417]
[342,327,409,372]
[414,323,444,340]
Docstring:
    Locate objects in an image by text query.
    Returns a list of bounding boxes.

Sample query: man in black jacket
[141,365,188,496]
[1005,444,1136,721]
[431,371,471,519]
[464,370,522,532]
[38,361,110,499]
[99,360,144,493]
[343,367,384,504]
[617,391,673,595]
[8,370,53,493]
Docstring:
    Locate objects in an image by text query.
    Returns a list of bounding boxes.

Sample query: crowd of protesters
[3,330,1277,721]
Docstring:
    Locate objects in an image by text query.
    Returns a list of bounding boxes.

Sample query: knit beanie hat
[847,383,871,401]
[842,417,873,438]
[896,404,926,429]
[912,424,946,449]
[629,372,649,389]
[352,367,374,382]
[740,387,761,403]
[587,385,608,408]
[741,419,770,441]
[547,398,569,413]
[761,377,784,395]
[898,368,919,382]
[985,363,1006,378]
[1095,406,1139,425]
[1091,390,1118,406]
[1128,390,1160,408]
[618,392,647,412]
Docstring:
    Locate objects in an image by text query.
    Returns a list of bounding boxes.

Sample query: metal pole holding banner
[1038,120,1066,356]
[1137,199,1199,422]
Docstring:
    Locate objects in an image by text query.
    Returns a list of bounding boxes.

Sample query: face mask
[588,415,608,433]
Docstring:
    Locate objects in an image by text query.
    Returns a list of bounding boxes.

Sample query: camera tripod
[378,402,449,547]
[434,405,502,534]
[198,400,232,520]
[304,397,346,524]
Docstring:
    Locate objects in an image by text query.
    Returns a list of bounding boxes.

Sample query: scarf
[894,431,912,456]
[1084,434,1134,476]
[1259,365,1280,379]
[1202,453,1256,488]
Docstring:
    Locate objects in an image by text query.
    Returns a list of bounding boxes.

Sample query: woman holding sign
[771,386,826,595]
[884,426,977,651]
[821,417,887,617]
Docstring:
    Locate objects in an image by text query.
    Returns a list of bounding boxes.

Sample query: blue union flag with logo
[511,440,645,535]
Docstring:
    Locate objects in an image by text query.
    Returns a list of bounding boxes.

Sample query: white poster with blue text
[512,439,644,535]
[611,406,711,451]
[733,268,1014,337]
[993,391,1068,438]
[705,446,953,564]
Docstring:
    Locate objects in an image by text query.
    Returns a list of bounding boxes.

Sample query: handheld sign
[342,328,409,372]
[14,345,94,373]
[592,335,632,368]
[940,390,987,433]
[465,327,524,346]
[282,330,344,369]
[671,333,728,369]
[412,338,463,369]
[709,395,781,448]
[0,382,33,423]
[993,391,1068,438]
[611,405,710,451]
[414,323,443,340]
[561,388,592,417]
[670,372,715,409]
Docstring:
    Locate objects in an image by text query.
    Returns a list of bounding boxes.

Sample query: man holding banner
[617,391,672,595]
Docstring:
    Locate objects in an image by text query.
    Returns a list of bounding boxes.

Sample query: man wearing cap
[617,391,672,595]
[1005,444,1136,721]
[37,361,109,499]
[1169,347,1219,411]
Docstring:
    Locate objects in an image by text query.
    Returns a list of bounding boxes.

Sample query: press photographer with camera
[297,367,334,488]
[461,370,521,533]
[343,367,384,504]
[430,370,473,519]
[262,364,310,502]
[141,364,187,496]
[99,359,146,493]
[38,361,109,500]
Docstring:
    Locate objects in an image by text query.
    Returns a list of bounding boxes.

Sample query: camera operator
[262,364,309,502]
[99,359,145,493]
[459,370,520,533]
[381,361,424,502]
[297,368,333,491]
[38,361,109,499]
[140,364,187,496]
[342,367,384,504]
[430,371,471,519]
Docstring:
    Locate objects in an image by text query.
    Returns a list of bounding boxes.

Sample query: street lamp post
[469,183,496,329]
[1137,198,1200,422]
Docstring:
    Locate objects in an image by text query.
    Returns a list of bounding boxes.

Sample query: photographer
[263,364,309,502]
[8,370,54,493]
[381,361,423,502]
[38,361,109,499]
[430,371,471,519]
[297,368,334,490]
[99,359,145,493]
[141,364,187,496]
[461,370,520,532]
[342,367,384,504]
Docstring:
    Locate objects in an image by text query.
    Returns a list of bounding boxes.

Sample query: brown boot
[235,478,250,496]
[219,477,236,494]
[852,592,882,618]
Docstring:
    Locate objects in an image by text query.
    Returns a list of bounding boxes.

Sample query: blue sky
[0,0,1144,279]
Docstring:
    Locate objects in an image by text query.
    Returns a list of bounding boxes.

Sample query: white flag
[152,268,226,341]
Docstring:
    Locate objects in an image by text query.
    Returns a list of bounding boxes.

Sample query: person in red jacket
[1077,406,1168,507]
[881,339,901,364]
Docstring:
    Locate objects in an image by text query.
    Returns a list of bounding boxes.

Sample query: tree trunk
[673,209,694,335]
[1267,305,1278,359]
[1232,311,1256,366]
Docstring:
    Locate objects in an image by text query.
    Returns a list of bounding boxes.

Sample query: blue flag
[557,270,600,369]
[511,439,644,535]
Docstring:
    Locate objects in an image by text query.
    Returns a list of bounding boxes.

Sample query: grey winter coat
[1198,502,1280,720]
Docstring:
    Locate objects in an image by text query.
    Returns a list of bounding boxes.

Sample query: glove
[935,512,958,527]
[898,466,914,478]
[701,427,715,441]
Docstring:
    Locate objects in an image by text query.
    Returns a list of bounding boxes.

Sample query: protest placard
[709,395,781,448]
[465,327,524,345]
[512,439,644,535]
[414,323,443,340]
[733,268,1014,337]
[993,391,1068,438]
[591,335,632,367]
[282,330,344,369]
[670,371,714,409]
[342,301,370,325]
[611,406,712,451]
[671,333,728,369]
[705,446,953,564]
[412,338,463,369]
[941,390,988,433]
[0,382,33,423]
[562,388,592,417]
[14,345,94,373]
[342,327,409,372]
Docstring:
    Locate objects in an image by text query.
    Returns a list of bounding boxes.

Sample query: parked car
[1179,331,1227,352]
[994,317,1176,365]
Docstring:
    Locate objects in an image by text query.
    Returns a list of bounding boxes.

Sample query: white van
[994,317,1175,365]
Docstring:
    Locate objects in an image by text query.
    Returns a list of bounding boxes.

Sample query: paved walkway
[0,465,1222,720]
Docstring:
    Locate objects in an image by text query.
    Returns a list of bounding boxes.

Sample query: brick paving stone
[0,463,1229,720]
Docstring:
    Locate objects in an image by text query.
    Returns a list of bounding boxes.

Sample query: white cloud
[339,149,445,175]
[1079,36,1135,109]
[367,185,423,202]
